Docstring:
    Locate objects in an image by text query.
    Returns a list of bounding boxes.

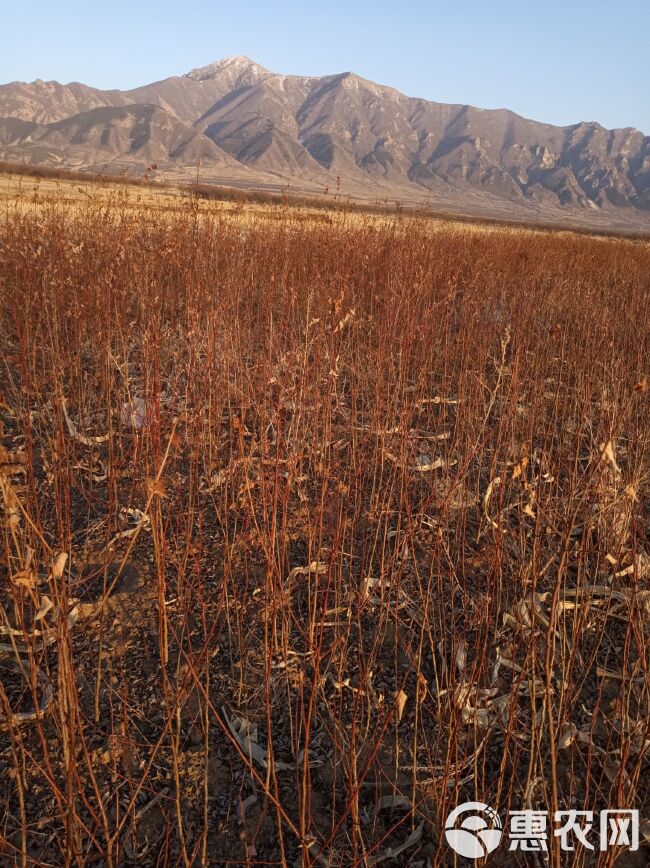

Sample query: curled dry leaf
[599,440,621,476]
[34,595,54,622]
[512,457,529,480]
[378,794,412,813]
[301,818,423,867]
[61,398,110,446]
[0,477,21,530]
[222,707,274,769]
[395,689,408,722]
[371,822,424,865]
[12,569,38,590]
[496,650,523,673]
[0,653,55,731]
[0,601,80,645]
[101,509,151,554]
[50,552,68,580]
[222,706,318,771]
[455,639,467,674]
[453,680,502,729]
[238,793,257,823]
[483,477,502,529]
[411,455,456,472]
[285,561,327,591]
[523,501,536,519]
[558,723,578,749]
[624,483,638,501]
[120,397,147,431]
[508,592,550,632]
[333,308,356,333]
[602,755,634,801]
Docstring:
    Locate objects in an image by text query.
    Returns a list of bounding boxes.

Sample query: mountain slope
[0,79,128,124]
[0,105,241,171]
[1,56,648,222]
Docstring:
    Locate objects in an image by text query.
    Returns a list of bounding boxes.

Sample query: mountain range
[2,56,649,228]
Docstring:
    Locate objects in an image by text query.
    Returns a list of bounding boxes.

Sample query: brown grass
[3,161,649,240]
[0,189,649,866]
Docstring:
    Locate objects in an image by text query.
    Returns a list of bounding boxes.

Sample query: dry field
[0,180,649,866]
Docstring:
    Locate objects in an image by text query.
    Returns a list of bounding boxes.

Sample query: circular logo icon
[445,801,503,859]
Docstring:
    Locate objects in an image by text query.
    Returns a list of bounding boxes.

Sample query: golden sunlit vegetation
[0,181,649,866]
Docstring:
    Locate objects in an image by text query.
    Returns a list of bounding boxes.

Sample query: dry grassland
[0,176,649,865]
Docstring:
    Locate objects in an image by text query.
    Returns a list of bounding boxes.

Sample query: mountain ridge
[1,56,649,227]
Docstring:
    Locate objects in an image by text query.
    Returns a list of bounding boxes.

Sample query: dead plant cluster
[0,194,649,866]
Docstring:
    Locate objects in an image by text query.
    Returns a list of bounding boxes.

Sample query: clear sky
[2,0,648,133]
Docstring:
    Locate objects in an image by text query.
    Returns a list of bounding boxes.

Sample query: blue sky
[3,0,648,133]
